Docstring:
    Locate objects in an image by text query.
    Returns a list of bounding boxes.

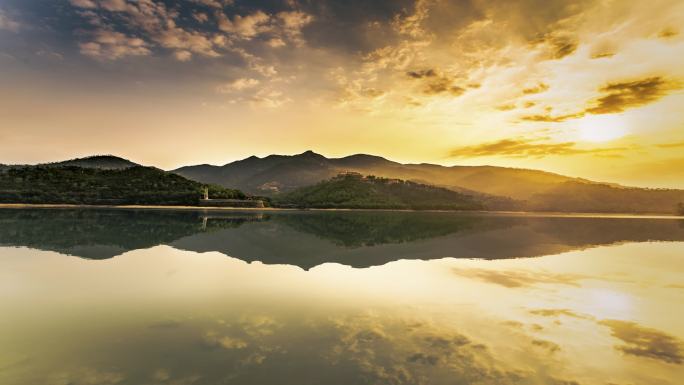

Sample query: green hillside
[0,165,245,206]
[274,173,484,210]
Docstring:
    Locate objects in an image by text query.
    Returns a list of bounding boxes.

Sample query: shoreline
[0,203,682,219]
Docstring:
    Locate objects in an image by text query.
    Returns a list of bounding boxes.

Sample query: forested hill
[48,155,141,169]
[273,173,485,210]
[0,166,245,206]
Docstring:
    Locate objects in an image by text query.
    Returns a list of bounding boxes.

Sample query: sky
[0,0,683,188]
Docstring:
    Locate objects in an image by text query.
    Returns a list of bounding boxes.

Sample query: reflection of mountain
[271,211,502,247]
[173,214,684,269]
[0,209,265,259]
[1,208,683,269]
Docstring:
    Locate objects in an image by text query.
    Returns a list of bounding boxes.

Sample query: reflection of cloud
[450,137,628,158]
[324,312,580,385]
[520,112,585,122]
[656,141,684,149]
[665,283,684,289]
[149,319,183,329]
[201,330,248,350]
[522,82,550,95]
[600,320,684,364]
[531,338,561,353]
[51,367,125,385]
[529,308,594,320]
[452,268,587,288]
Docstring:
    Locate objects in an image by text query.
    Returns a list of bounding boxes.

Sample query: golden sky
[0,0,683,188]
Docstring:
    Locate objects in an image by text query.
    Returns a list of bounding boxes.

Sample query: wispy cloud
[450,137,628,158]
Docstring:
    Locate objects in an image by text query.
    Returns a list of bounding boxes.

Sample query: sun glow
[575,114,629,143]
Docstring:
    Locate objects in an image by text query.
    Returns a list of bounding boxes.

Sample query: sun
[575,114,629,143]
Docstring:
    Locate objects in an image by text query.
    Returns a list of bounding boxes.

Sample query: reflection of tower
[203,187,209,200]
[201,216,208,231]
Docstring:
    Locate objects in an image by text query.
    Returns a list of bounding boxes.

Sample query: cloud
[192,11,209,23]
[600,320,684,364]
[586,77,677,114]
[452,268,586,288]
[250,88,292,108]
[216,10,271,39]
[100,0,128,12]
[192,0,232,8]
[276,11,314,45]
[520,76,678,123]
[174,50,192,62]
[520,112,585,122]
[406,68,467,97]
[450,137,627,158]
[78,30,151,60]
[216,78,260,93]
[0,9,21,32]
[69,0,97,9]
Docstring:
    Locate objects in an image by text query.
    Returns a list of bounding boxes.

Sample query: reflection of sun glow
[575,114,629,143]
[583,289,634,320]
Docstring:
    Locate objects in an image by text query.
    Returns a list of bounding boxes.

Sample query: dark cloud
[406,68,467,97]
[452,268,586,287]
[550,37,578,59]
[600,319,684,364]
[519,76,677,123]
[425,81,465,96]
[450,138,627,158]
[586,76,677,114]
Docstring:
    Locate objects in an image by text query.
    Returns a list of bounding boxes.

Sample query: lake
[1,208,683,384]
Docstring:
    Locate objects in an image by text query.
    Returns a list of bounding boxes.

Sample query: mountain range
[173,151,684,214]
[3,153,684,214]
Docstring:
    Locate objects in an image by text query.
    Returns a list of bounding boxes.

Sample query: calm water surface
[1,208,683,384]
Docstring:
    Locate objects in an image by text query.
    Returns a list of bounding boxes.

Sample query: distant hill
[0,165,245,206]
[47,155,141,169]
[173,150,684,214]
[173,150,581,198]
[273,173,485,210]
